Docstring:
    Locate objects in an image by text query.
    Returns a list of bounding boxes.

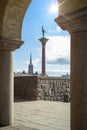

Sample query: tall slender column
[39,37,49,76]
[42,42,46,75]
[0,37,23,126]
[56,7,87,130]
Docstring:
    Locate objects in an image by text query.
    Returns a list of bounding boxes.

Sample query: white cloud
[48,29,56,34]
[47,57,70,65]
[24,58,40,67]
[25,61,29,66]
[56,26,62,33]
[48,26,62,34]
[33,58,41,67]
[24,35,70,71]
[46,35,70,64]
[47,69,70,72]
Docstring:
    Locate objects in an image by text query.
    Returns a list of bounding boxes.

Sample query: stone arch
[1,0,32,39]
[0,0,32,127]
[0,0,87,129]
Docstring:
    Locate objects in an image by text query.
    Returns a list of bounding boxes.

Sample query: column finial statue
[42,26,46,37]
[39,27,49,76]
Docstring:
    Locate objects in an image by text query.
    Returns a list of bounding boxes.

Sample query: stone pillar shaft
[42,44,46,76]
[0,37,23,126]
[0,51,13,126]
[56,7,87,130]
[39,37,49,76]
[71,31,87,130]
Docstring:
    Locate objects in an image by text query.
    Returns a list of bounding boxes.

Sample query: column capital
[55,7,87,33]
[39,37,49,45]
[0,36,24,51]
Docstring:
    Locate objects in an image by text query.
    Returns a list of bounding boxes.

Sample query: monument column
[56,7,87,130]
[0,37,23,126]
[39,37,49,76]
[39,26,49,76]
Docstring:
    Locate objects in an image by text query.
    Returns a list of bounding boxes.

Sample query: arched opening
[0,0,87,130]
[0,0,32,127]
[14,0,70,77]
[14,0,70,130]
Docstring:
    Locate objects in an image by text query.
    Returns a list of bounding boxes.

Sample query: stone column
[0,51,13,126]
[0,37,23,126]
[56,7,87,130]
[39,37,49,76]
[42,42,45,75]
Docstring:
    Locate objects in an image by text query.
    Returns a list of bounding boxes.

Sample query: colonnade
[0,1,87,130]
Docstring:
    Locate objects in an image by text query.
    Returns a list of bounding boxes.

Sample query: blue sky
[14,0,70,76]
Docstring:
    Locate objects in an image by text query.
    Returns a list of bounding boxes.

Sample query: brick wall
[14,76,70,102]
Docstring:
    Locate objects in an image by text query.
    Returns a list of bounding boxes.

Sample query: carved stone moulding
[55,7,87,33]
[0,36,24,51]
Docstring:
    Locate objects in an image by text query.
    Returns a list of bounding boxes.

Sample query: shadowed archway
[0,1,87,130]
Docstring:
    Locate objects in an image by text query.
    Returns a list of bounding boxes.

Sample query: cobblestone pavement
[0,101,70,130]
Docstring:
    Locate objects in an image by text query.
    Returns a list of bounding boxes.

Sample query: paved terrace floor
[0,101,70,130]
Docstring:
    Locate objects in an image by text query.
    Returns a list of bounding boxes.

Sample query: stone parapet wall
[37,76,70,102]
[14,76,70,102]
[14,76,37,101]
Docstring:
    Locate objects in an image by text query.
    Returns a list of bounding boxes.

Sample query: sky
[14,0,70,76]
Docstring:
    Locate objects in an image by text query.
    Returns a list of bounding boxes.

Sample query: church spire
[28,53,33,75]
[30,53,32,65]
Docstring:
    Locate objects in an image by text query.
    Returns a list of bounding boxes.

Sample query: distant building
[61,73,70,79]
[28,53,34,75]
